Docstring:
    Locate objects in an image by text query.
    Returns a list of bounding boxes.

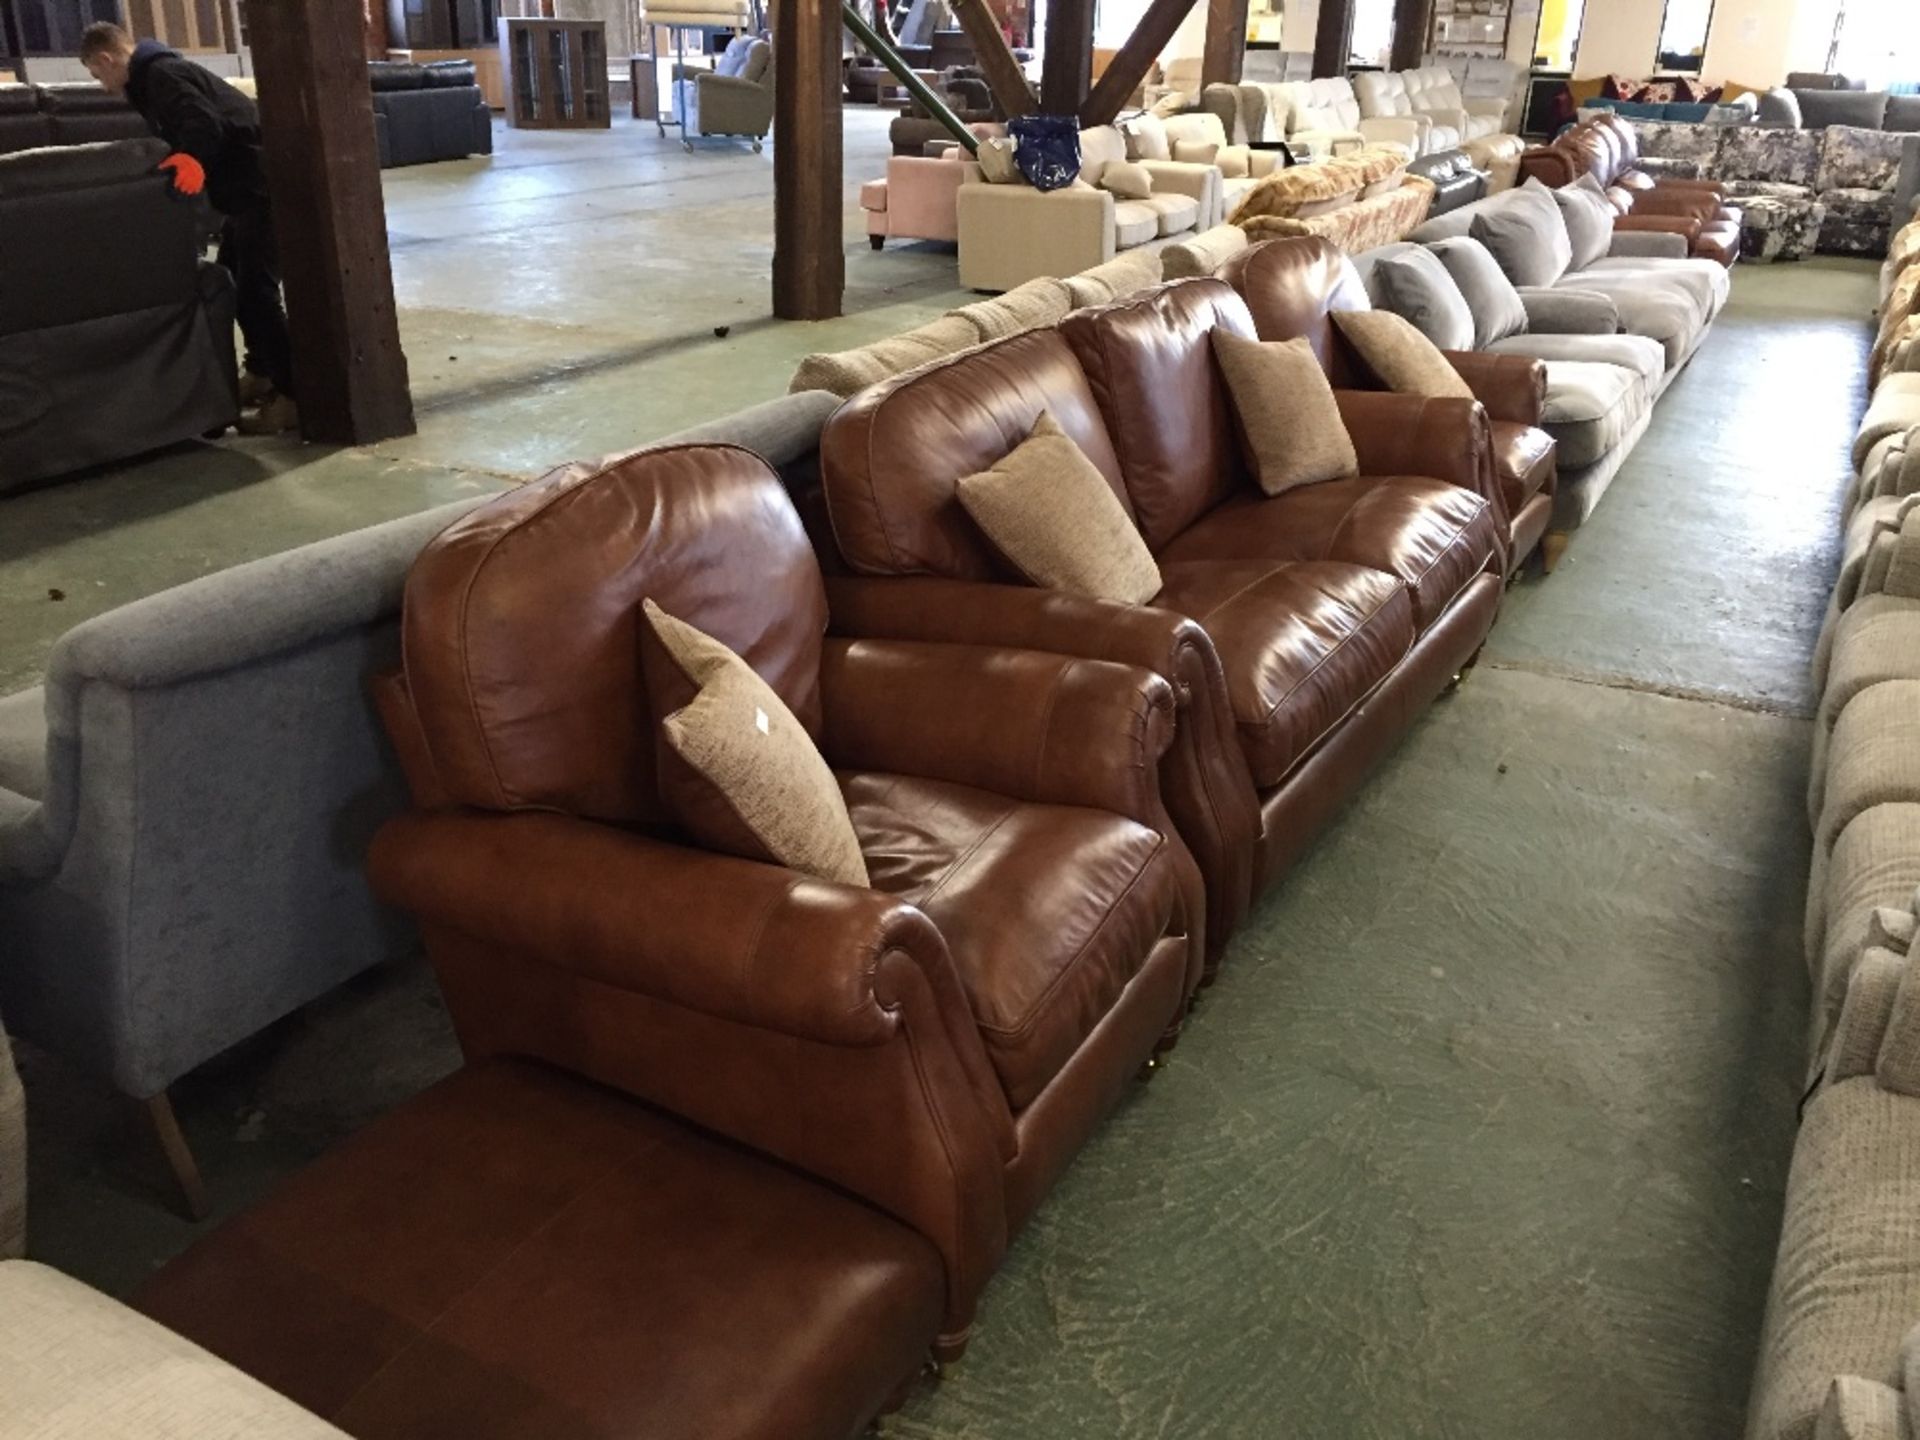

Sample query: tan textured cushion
[788,313,979,397]
[1748,1079,1920,1440]
[0,1261,350,1438]
[1332,309,1474,400]
[950,277,1074,343]
[1100,160,1154,199]
[1212,329,1359,495]
[1172,140,1219,166]
[639,601,869,888]
[1062,247,1164,307]
[977,136,1020,183]
[956,413,1161,605]
[1814,1375,1908,1440]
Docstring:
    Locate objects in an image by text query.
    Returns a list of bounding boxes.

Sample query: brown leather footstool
[135,1060,944,1440]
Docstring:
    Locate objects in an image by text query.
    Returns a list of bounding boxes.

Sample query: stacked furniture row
[0,79,146,155]
[1588,110,1920,262]
[1,241,1554,1435]
[366,58,492,168]
[0,138,239,492]
[1743,225,1920,1440]
[1519,111,1746,265]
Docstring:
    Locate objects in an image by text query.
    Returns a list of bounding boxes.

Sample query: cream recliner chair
[1354,67,1505,155]
[1267,78,1423,159]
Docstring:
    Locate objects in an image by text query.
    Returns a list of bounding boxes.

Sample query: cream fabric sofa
[954,125,1211,292]
[0,1261,350,1438]
[1215,78,1423,161]
[1354,65,1507,156]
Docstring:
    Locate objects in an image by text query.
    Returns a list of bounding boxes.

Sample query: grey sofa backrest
[1794,88,1889,131]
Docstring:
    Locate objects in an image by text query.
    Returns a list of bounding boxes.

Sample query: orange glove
[157,153,206,197]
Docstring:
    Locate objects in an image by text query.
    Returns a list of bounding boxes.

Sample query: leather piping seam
[912,802,1019,912]
[973,831,1168,1047]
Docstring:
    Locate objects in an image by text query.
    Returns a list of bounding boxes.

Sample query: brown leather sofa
[1218,236,1557,570]
[366,442,1201,1359]
[1519,113,1744,267]
[816,271,1507,959]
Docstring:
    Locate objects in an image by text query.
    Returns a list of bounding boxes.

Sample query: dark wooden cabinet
[9,0,118,55]
[387,0,498,51]
[500,16,607,128]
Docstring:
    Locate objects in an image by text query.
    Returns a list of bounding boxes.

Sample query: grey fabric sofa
[0,138,239,492]
[1411,181,1729,375]
[0,390,841,1213]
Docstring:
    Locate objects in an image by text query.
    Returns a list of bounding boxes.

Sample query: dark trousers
[217,202,295,398]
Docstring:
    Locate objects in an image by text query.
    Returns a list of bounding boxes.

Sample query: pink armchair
[863,151,970,249]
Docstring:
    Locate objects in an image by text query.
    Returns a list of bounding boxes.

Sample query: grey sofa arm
[1608,230,1689,259]
[1518,287,1621,335]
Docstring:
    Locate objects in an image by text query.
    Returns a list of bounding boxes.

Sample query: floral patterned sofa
[1634,118,1920,261]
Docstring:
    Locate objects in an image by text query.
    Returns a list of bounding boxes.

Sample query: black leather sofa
[0,82,150,155]
[368,60,492,168]
[1410,148,1489,216]
[0,139,238,491]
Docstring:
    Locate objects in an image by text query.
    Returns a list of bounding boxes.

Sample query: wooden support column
[1040,0,1094,114]
[952,0,1034,118]
[1082,0,1198,125]
[1200,0,1250,90]
[1311,0,1355,77]
[773,0,843,319]
[246,0,414,445]
[1389,0,1432,70]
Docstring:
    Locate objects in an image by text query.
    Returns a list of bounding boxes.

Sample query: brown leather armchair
[816,275,1505,944]
[367,444,1200,1360]
[1217,236,1557,570]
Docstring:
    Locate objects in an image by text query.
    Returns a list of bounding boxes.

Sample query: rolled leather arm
[820,639,1176,828]
[1334,390,1506,535]
[369,809,1014,1340]
[1518,147,1575,188]
[373,812,962,1049]
[824,574,1260,960]
[1515,287,1621,336]
[1614,212,1703,243]
[1625,187,1721,223]
[1441,350,1548,425]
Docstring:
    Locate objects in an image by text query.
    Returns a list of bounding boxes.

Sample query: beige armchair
[676,33,773,150]
[955,125,1212,291]
[1160,111,1285,225]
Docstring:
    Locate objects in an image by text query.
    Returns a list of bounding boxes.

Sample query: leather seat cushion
[1149,558,1415,786]
[1112,200,1162,248]
[1155,476,1501,633]
[1533,360,1648,470]
[1490,421,1556,512]
[846,772,1177,1110]
[134,1060,944,1440]
[1693,222,1741,267]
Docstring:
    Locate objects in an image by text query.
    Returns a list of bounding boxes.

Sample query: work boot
[237,372,275,407]
[236,393,299,436]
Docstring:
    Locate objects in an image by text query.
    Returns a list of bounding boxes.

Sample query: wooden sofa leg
[1540,530,1571,574]
[140,1091,209,1222]
[869,234,885,250]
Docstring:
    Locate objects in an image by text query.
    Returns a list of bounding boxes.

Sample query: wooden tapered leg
[1540,531,1571,574]
[141,1091,208,1221]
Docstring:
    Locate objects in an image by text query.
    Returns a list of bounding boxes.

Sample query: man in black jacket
[81,23,297,433]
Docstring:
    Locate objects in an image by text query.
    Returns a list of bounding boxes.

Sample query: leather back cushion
[1058,279,1255,550]
[402,445,826,825]
[821,327,1131,579]
[1216,235,1370,385]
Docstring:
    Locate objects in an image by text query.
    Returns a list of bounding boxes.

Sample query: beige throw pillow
[1172,140,1220,166]
[1331,310,1474,400]
[1211,330,1360,495]
[1100,161,1154,199]
[639,600,869,888]
[956,413,1162,605]
[976,136,1020,184]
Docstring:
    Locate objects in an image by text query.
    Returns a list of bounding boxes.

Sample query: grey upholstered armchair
[0,496,489,1215]
[676,34,773,150]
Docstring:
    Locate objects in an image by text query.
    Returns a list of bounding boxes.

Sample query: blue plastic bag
[1009,115,1082,192]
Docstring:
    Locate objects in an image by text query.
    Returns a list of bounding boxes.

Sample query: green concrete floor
[0,110,1880,1436]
